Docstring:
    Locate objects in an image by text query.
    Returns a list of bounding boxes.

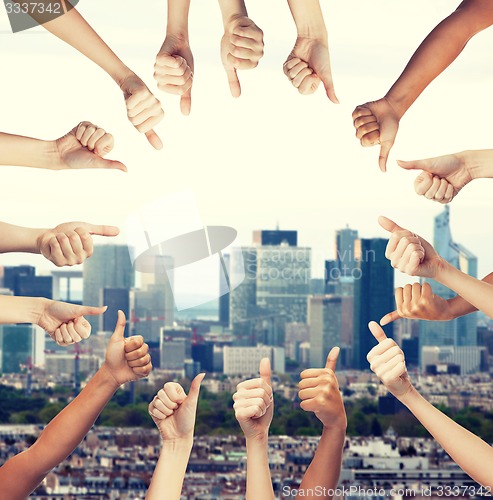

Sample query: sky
[1,0,492,292]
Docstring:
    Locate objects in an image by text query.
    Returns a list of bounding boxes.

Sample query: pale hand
[298,347,346,429]
[381,282,453,325]
[352,98,400,172]
[55,122,127,171]
[149,373,205,441]
[154,35,194,116]
[367,321,413,399]
[398,153,472,204]
[283,36,338,102]
[379,216,443,279]
[119,73,164,150]
[221,16,264,98]
[233,358,273,440]
[37,221,119,267]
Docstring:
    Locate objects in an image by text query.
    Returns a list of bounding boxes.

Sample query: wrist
[383,92,408,121]
[161,435,194,451]
[461,150,493,180]
[31,297,49,327]
[218,0,248,27]
[114,67,136,89]
[245,430,269,445]
[322,419,347,435]
[99,363,122,391]
[397,384,419,407]
[433,257,452,282]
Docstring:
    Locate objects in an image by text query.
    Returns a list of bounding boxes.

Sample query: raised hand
[398,153,472,204]
[37,300,106,346]
[379,216,443,278]
[381,282,454,325]
[298,347,346,429]
[55,122,127,172]
[154,36,194,116]
[352,98,400,172]
[119,73,164,150]
[233,358,273,440]
[104,311,152,385]
[36,221,119,267]
[283,37,338,102]
[221,16,264,98]
[149,373,205,441]
[367,321,412,399]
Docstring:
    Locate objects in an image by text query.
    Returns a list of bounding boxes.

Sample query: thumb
[188,372,205,403]
[84,224,120,237]
[369,321,387,343]
[111,310,126,341]
[226,67,241,98]
[380,310,401,326]
[259,357,271,384]
[378,141,393,173]
[78,305,107,317]
[378,215,405,234]
[92,155,128,173]
[319,70,339,104]
[180,91,192,117]
[325,346,340,371]
[397,159,433,173]
[145,130,164,150]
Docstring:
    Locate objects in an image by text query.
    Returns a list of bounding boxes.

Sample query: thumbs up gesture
[398,152,472,204]
[104,311,153,386]
[149,373,205,441]
[379,216,443,278]
[233,358,274,440]
[298,347,346,430]
[366,322,412,399]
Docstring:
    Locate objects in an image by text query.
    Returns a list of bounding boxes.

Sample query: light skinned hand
[104,311,153,386]
[381,282,453,325]
[55,122,127,172]
[379,216,443,279]
[154,35,194,116]
[298,347,346,429]
[221,16,264,98]
[37,300,106,346]
[283,37,338,102]
[148,373,205,441]
[367,321,412,399]
[37,222,119,267]
[119,73,164,150]
[398,153,472,204]
[233,358,273,440]
[352,97,400,172]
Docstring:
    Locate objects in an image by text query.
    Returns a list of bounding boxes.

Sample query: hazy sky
[1,0,492,290]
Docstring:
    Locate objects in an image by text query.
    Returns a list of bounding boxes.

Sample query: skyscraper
[419,207,478,362]
[336,226,359,277]
[83,245,134,332]
[101,288,130,336]
[0,325,45,373]
[353,238,394,369]
[3,265,52,299]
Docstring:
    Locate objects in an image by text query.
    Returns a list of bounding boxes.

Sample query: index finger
[352,105,374,121]
[380,310,401,326]
[84,224,120,237]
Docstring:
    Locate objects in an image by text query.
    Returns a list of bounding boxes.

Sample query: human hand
[104,311,153,386]
[367,321,413,399]
[298,347,346,430]
[119,73,164,150]
[379,216,443,279]
[352,97,400,172]
[149,373,205,441]
[221,16,264,98]
[37,299,106,346]
[37,221,119,267]
[154,35,194,116]
[380,282,454,325]
[398,153,472,204]
[55,122,127,172]
[283,36,338,102]
[233,358,273,440]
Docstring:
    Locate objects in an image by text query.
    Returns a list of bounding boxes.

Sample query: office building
[101,288,130,336]
[223,345,285,375]
[0,325,45,373]
[252,229,297,247]
[335,226,359,277]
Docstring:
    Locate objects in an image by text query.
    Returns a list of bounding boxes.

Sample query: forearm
[0,296,46,325]
[0,221,44,254]
[0,365,119,498]
[245,435,274,500]
[0,132,59,170]
[287,0,327,38]
[218,0,247,25]
[41,8,132,85]
[167,0,191,38]
[436,263,493,319]
[298,426,345,498]
[400,387,493,487]
[386,1,493,118]
[146,438,193,500]
[463,150,493,180]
